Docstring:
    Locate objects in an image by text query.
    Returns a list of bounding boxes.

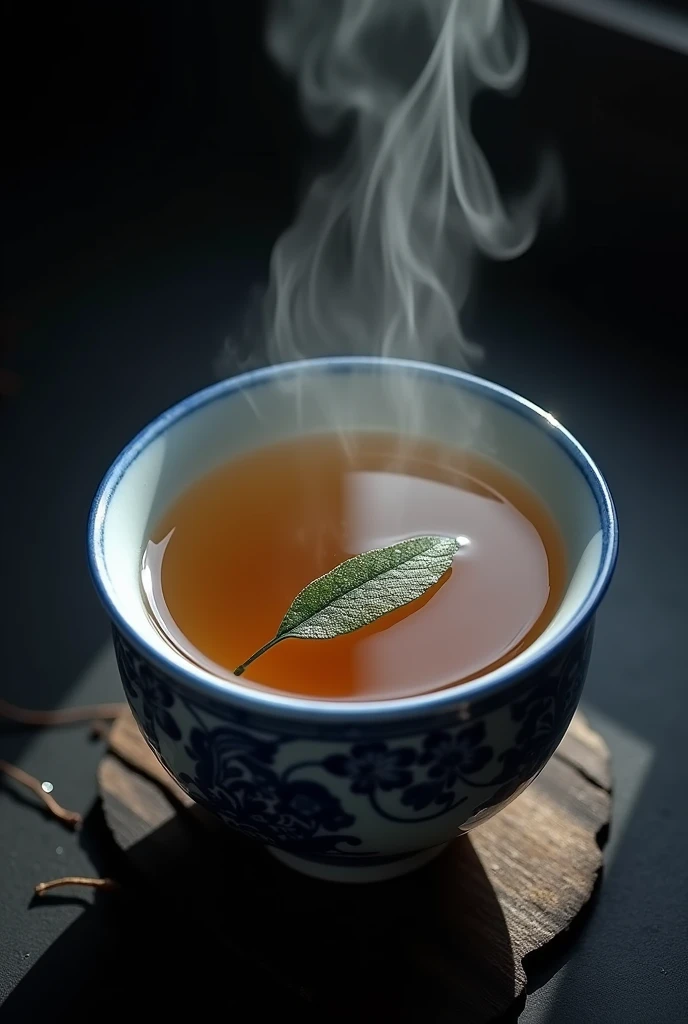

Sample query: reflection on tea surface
[143,432,565,700]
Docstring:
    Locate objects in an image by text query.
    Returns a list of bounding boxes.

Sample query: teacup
[88,357,618,883]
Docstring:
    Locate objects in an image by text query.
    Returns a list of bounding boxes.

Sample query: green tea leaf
[234,535,460,676]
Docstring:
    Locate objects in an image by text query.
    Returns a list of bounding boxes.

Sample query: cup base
[269,843,448,884]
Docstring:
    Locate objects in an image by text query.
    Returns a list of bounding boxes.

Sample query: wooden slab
[99,710,611,1023]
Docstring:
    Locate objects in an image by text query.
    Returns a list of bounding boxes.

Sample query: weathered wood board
[99,710,611,1023]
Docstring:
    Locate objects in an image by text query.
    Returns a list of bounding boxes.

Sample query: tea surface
[143,432,566,700]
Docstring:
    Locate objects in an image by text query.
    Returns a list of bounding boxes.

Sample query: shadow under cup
[88,357,618,883]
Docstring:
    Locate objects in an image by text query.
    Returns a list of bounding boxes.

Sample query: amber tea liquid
[143,432,566,701]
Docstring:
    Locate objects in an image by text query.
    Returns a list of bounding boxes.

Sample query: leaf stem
[234,637,283,677]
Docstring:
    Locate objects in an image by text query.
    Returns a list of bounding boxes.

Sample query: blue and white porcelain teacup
[88,357,618,883]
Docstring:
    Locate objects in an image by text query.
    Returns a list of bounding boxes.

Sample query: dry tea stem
[0,699,126,727]
[0,702,126,829]
[35,876,118,896]
[0,760,82,829]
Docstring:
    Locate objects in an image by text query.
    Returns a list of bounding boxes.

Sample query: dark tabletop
[1,2,687,1021]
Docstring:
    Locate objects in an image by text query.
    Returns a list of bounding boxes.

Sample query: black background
[1,2,687,1022]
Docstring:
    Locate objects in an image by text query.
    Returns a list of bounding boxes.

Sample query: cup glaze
[88,357,618,882]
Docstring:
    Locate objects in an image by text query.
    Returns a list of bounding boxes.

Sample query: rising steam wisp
[220,0,558,397]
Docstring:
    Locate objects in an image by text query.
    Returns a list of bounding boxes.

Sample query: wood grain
[99,710,611,1023]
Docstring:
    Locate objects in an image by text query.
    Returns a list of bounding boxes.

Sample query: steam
[220,0,558,382]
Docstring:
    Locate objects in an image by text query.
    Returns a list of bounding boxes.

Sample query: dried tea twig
[89,719,116,740]
[0,700,125,829]
[0,699,126,728]
[0,760,82,829]
[35,876,119,896]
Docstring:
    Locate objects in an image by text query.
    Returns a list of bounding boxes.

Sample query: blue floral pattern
[323,743,415,794]
[114,633,181,751]
[177,724,360,852]
[400,724,492,812]
[493,624,593,787]
[112,621,594,859]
